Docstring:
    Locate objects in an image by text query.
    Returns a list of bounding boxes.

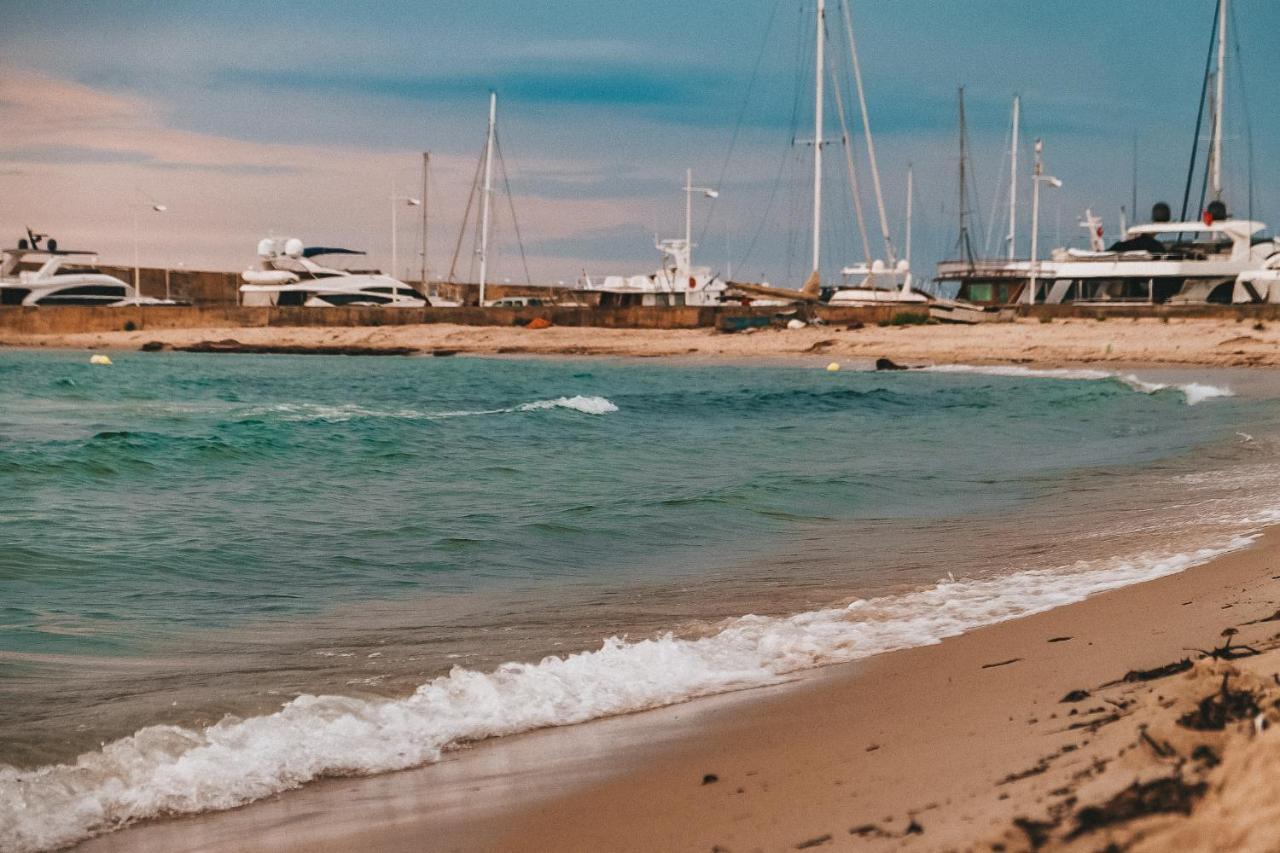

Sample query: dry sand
[77,530,1280,853]
[6,315,1280,367]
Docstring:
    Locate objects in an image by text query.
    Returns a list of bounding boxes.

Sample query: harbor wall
[0,304,915,335]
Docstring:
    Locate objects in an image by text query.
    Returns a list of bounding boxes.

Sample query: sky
[0,0,1275,287]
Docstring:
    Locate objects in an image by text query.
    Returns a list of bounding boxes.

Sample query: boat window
[1,288,31,305]
[34,285,127,305]
[966,283,994,303]
[53,266,103,276]
[317,293,393,306]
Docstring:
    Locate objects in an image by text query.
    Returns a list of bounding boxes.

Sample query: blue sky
[0,1,1275,284]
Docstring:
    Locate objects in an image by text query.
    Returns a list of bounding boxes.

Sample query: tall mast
[904,163,913,292]
[957,87,973,267]
[1210,0,1227,201]
[421,151,430,287]
[839,0,894,265]
[811,0,825,278]
[1007,95,1020,260]
[478,92,496,306]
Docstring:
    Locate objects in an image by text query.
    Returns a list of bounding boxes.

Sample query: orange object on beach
[526,317,553,330]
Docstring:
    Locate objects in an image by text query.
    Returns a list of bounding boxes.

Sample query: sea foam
[0,535,1255,853]
[917,364,1233,405]
[249,395,618,423]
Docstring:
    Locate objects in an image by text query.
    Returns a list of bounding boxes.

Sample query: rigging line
[738,144,792,273]
[838,0,894,265]
[983,118,1014,258]
[739,2,808,276]
[493,131,533,288]
[448,138,487,283]
[827,59,871,264]
[1180,0,1220,222]
[1229,0,1253,221]
[697,0,783,245]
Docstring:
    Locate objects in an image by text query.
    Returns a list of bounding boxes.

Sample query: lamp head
[1046,176,1063,189]
[703,189,719,199]
[152,204,168,212]
[406,198,421,207]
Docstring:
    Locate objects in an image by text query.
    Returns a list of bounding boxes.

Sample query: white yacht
[579,236,730,307]
[0,231,169,307]
[1040,204,1277,305]
[240,238,430,308]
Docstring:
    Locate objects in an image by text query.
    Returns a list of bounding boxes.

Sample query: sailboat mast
[839,0,894,265]
[811,0,825,277]
[904,163,913,291]
[1211,0,1227,201]
[1007,95,1020,260]
[478,92,496,306]
[421,151,430,287]
[957,87,972,266]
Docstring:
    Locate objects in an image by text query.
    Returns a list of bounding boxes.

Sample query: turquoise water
[2,349,1279,851]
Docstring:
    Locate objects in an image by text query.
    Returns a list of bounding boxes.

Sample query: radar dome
[256,238,276,257]
[895,259,909,273]
[283,238,304,258]
[1152,202,1171,223]
[871,259,886,273]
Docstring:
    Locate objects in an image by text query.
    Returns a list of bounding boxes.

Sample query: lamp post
[390,192,421,297]
[1028,139,1062,306]
[133,202,167,305]
[683,168,719,277]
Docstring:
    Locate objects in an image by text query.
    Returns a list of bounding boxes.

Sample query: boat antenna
[1179,0,1220,221]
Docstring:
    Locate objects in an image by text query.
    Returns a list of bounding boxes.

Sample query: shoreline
[74,527,1280,853]
[7,316,1280,367]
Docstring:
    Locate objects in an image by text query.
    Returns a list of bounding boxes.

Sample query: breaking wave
[0,535,1255,853]
[918,364,1234,405]
[249,395,619,422]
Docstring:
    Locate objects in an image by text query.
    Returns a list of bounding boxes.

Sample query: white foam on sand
[0,534,1257,853]
[917,364,1234,405]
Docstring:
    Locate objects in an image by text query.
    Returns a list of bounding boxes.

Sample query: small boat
[0,230,174,307]
[240,238,430,308]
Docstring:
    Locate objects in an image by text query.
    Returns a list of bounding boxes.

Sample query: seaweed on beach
[1118,658,1193,683]
[1189,629,1261,661]
[1067,776,1206,839]
[1177,673,1261,731]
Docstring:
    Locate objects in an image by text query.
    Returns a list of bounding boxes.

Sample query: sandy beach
[5,316,1280,367]
[72,525,1280,853]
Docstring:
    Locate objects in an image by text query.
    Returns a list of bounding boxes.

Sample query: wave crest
[918,364,1233,405]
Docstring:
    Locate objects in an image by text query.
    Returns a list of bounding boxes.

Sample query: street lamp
[1028,139,1061,306]
[390,193,421,297]
[684,168,719,276]
[133,202,167,305]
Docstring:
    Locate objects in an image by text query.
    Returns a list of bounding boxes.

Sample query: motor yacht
[240,238,430,308]
[0,230,171,307]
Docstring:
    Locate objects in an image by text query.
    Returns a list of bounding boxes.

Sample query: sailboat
[727,0,923,308]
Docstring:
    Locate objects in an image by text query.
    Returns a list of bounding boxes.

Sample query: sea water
[2,350,1278,851]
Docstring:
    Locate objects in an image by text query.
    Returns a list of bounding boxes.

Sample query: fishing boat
[240,238,429,307]
[0,230,174,307]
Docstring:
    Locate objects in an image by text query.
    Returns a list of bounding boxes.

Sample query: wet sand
[76,529,1280,852]
[8,315,1280,367]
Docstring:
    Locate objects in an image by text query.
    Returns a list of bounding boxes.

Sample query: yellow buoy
[89,354,112,365]
[826,362,840,372]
